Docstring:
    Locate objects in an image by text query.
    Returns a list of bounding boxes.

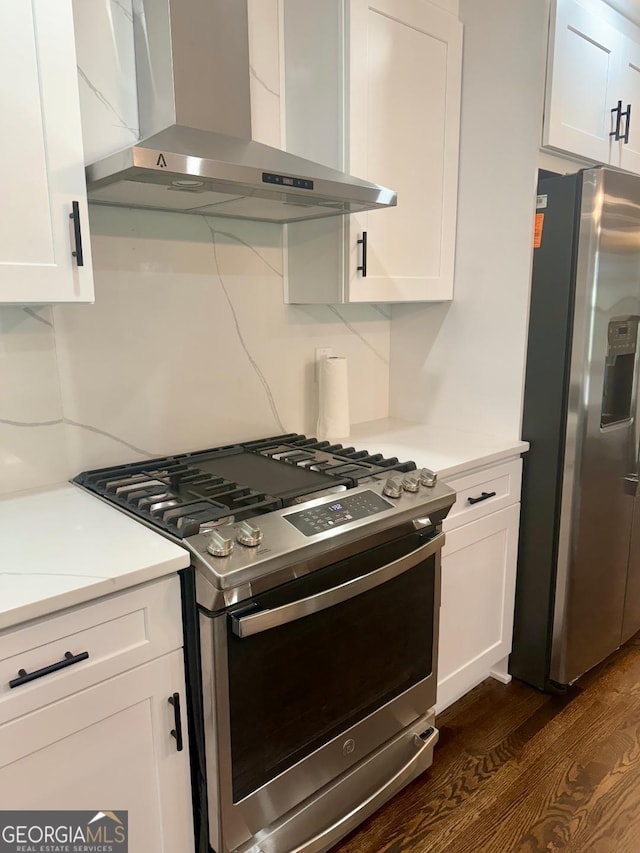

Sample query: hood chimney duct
[134,0,252,139]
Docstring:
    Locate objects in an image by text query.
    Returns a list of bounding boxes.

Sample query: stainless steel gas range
[74,434,455,853]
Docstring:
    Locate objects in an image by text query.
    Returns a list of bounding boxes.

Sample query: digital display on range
[284,491,394,537]
[327,503,353,524]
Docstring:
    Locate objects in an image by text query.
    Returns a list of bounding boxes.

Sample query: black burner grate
[241,434,416,481]
[74,454,280,538]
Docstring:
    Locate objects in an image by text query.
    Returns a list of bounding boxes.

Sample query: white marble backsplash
[73,0,139,164]
[0,207,390,497]
[0,0,389,498]
[0,308,70,495]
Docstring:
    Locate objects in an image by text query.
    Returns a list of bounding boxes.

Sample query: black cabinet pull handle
[623,103,632,144]
[467,491,497,505]
[9,650,89,689]
[69,200,84,267]
[357,231,367,277]
[611,100,623,141]
[169,692,184,751]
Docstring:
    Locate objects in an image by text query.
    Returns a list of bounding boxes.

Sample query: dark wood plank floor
[333,636,640,853]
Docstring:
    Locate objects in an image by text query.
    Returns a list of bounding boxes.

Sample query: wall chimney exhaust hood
[85,0,397,224]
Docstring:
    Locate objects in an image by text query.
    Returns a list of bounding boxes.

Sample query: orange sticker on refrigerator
[533,213,544,248]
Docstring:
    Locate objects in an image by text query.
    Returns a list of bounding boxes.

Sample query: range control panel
[284,490,393,537]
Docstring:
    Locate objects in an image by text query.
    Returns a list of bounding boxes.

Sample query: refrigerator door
[551,168,640,685]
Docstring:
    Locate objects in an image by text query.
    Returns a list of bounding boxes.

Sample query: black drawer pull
[610,101,632,143]
[69,200,84,267]
[467,491,497,505]
[169,693,184,752]
[611,100,623,141]
[357,231,367,277]
[623,103,632,144]
[9,650,89,689]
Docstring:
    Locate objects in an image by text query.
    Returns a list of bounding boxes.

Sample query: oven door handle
[230,531,444,638]
[256,726,439,853]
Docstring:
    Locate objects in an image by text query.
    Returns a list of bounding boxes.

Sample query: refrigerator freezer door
[623,496,640,643]
[551,167,640,685]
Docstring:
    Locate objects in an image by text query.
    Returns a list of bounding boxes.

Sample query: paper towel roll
[317,356,350,441]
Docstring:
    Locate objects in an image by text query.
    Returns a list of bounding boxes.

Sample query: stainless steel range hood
[85,0,396,224]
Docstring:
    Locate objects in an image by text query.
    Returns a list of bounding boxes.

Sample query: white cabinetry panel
[0,0,93,303]
[619,37,640,171]
[0,576,183,724]
[0,651,194,853]
[348,0,460,302]
[544,0,622,163]
[443,458,522,531]
[438,503,520,712]
[1,2,53,268]
[283,0,462,303]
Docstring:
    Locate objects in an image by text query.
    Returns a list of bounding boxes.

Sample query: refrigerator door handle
[624,473,639,496]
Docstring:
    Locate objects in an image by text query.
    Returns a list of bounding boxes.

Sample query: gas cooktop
[74,433,455,607]
[73,433,418,538]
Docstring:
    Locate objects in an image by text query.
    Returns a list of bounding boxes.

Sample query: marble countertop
[0,484,190,631]
[0,422,526,629]
[348,419,529,479]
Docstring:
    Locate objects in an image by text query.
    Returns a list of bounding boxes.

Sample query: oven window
[227,532,436,802]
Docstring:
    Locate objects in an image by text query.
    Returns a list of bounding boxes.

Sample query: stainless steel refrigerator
[511,166,640,691]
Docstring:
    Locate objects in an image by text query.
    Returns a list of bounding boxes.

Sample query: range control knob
[236,520,263,547]
[402,475,420,493]
[207,529,234,558]
[418,468,438,488]
[383,477,403,499]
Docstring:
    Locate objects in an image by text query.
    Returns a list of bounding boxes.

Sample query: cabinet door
[0,651,194,853]
[543,0,621,163]
[437,503,520,712]
[0,0,93,303]
[619,37,640,173]
[347,0,462,302]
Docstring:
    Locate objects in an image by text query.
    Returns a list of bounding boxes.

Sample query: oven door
[201,527,443,852]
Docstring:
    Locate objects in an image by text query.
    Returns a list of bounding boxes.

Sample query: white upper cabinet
[618,37,640,172]
[544,0,622,162]
[283,0,462,303]
[543,0,640,170]
[0,0,93,304]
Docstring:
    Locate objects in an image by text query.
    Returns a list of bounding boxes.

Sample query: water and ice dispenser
[601,317,640,428]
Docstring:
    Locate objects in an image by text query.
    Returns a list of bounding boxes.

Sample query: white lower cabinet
[0,579,194,853]
[437,459,522,712]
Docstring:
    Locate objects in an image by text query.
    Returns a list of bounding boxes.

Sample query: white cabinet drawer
[442,458,522,532]
[0,575,182,724]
